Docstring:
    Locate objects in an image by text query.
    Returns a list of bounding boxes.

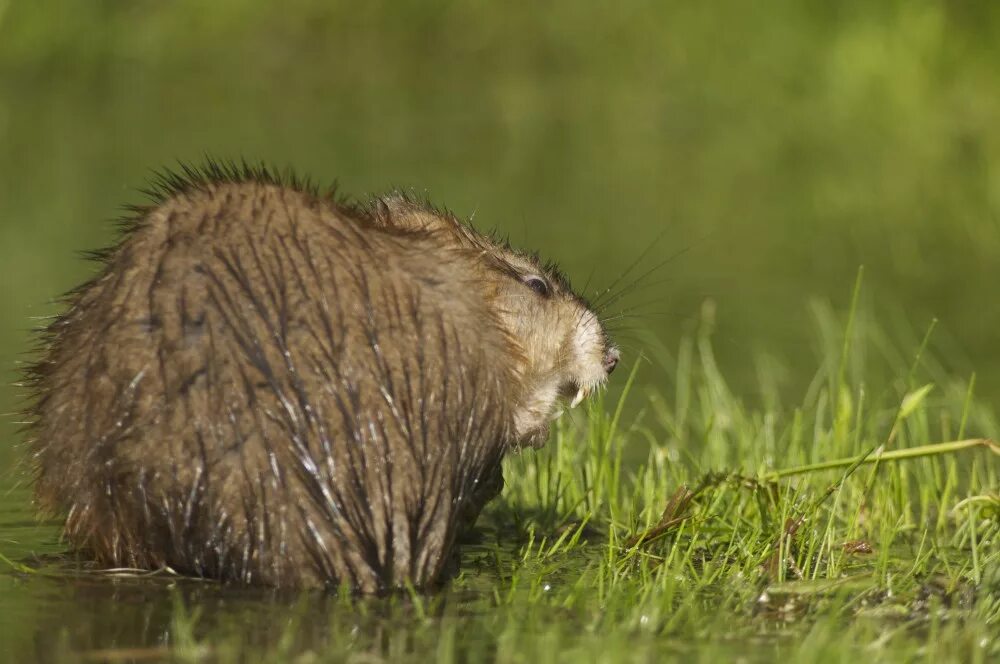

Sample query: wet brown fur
[25,162,607,591]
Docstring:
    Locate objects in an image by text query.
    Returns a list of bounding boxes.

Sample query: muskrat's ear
[372,192,413,225]
[372,193,463,236]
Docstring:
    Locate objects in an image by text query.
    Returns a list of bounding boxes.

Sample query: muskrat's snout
[603,347,620,375]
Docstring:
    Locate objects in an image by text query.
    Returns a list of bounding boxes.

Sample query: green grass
[3,288,996,663]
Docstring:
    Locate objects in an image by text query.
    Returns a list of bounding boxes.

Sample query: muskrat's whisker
[602,313,678,331]
[602,276,679,306]
[600,294,677,320]
[594,230,714,314]
[595,252,687,314]
[591,227,669,308]
[600,302,682,329]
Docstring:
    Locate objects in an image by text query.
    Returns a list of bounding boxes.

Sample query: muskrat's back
[30,178,516,590]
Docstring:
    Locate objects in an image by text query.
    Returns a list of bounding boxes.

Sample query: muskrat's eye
[524,276,550,297]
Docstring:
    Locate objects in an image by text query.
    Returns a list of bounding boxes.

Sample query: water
[0,452,527,661]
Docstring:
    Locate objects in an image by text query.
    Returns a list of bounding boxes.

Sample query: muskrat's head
[372,194,619,449]
[483,250,619,448]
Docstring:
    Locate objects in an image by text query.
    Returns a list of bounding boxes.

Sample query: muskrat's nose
[603,348,620,375]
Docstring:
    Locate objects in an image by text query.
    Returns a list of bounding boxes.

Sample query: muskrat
[24,162,619,592]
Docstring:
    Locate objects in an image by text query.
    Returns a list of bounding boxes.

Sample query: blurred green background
[1,0,999,453]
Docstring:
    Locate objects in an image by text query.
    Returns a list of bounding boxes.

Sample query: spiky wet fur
[23,163,534,591]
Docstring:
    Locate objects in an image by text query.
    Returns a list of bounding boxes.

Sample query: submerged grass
[2,289,998,663]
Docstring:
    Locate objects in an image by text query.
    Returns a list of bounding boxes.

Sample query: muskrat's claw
[570,387,588,408]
